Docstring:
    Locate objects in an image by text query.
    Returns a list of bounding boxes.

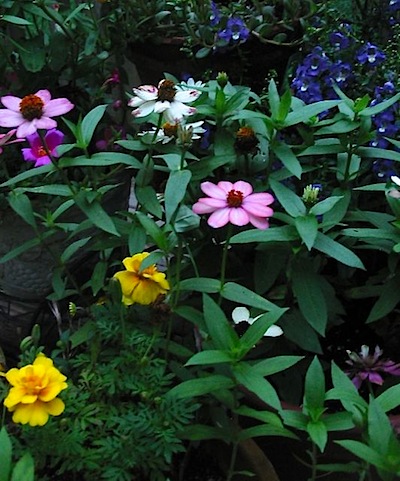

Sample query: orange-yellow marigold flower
[113,252,170,306]
[3,353,68,427]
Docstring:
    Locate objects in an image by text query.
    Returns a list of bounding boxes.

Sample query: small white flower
[177,78,206,90]
[389,176,400,199]
[128,79,200,122]
[138,120,205,144]
[231,306,283,337]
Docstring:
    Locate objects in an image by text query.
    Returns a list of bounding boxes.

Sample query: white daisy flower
[128,79,200,122]
[139,120,205,144]
[232,306,283,337]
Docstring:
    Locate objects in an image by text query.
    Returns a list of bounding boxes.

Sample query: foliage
[1,1,400,481]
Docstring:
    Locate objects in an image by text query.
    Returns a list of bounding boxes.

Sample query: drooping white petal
[232,307,251,324]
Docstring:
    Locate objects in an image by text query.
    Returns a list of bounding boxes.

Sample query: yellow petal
[45,397,65,416]
[122,252,149,272]
[33,354,54,369]
[12,401,49,426]
[39,380,68,402]
[114,271,140,297]
[132,279,163,305]
[3,386,28,408]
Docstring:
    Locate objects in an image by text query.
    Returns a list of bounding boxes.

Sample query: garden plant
[1,1,400,481]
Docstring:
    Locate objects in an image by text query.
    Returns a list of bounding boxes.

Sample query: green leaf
[233,363,281,410]
[7,192,36,227]
[180,424,229,441]
[239,424,297,440]
[2,15,32,25]
[295,214,318,250]
[178,277,221,293]
[359,92,400,116]
[220,282,286,313]
[291,261,327,335]
[165,169,192,223]
[304,356,326,413]
[231,225,299,244]
[135,211,166,249]
[376,384,400,413]
[367,274,400,323]
[323,412,355,431]
[60,237,91,263]
[0,232,53,264]
[313,232,365,269]
[309,196,344,216]
[285,100,341,126]
[203,294,239,350]
[185,350,233,366]
[135,185,163,218]
[368,398,392,455]
[267,79,281,119]
[11,452,35,481]
[269,179,306,217]
[272,142,302,179]
[280,409,309,430]
[335,440,389,472]
[80,104,107,148]
[307,420,328,452]
[0,427,12,481]
[239,310,284,354]
[252,355,304,377]
[74,192,119,236]
[167,374,235,399]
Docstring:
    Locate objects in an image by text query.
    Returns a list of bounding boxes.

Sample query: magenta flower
[192,180,274,229]
[0,129,24,154]
[0,90,74,138]
[346,345,400,390]
[22,129,64,167]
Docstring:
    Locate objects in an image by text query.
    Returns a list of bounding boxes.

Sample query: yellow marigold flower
[3,353,68,427]
[113,252,170,306]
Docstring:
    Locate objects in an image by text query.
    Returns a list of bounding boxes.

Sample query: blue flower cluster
[209,1,249,48]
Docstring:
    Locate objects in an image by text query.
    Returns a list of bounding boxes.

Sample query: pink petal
[232,180,253,196]
[242,202,274,217]
[192,201,218,214]
[201,181,229,199]
[16,120,38,138]
[0,109,24,128]
[34,156,51,167]
[43,98,74,117]
[45,130,64,152]
[216,181,235,195]
[229,207,250,226]
[248,214,270,230]
[35,117,57,130]
[207,208,231,228]
[35,89,52,103]
[1,96,22,111]
[22,147,37,162]
[245,192,275,205]
[197,198,227,208]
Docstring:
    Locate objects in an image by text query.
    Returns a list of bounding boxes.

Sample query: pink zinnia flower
[22,129,64,167]
[0,129,24,154]
[192,180,274,229]
[0,89,74,138]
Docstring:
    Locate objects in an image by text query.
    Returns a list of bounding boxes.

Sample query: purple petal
[367,372,384,385]
[248,214,270,230]
[35,89,52,103]
[16,120,38,138]
[242,202,274,217]
[22,148,37,162]
[35,117,57,130]
[245,192,275,205]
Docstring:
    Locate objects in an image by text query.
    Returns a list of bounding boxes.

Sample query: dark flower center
[19,94,44,121]
[234,126,258,153]
[157,80,176,102]
[227,189,243,207]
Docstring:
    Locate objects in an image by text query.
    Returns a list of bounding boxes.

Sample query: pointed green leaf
[307,420,328,452]
[178,277,221,293]
[269,179,306,217]
[367,274,400,323]
[295,214,319,250]
[252,355,304,377]
[304,356,325,413]
[10,452,35,481]
[74,193,119,236]
[220,282,285,313]
[185,350,233,366]
[167,374,235,399]
[203,294,239,350]
[0,427,12,481]
[165,169,192,223]
[7,192,36,227]
[80,104,107,147]
[272,142,302,179]
[313,232,365,269]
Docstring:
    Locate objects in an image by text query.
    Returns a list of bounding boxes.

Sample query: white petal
[232,306,250,324]
[175,89,201,103]
[132,85,158,101]
[264,325,284,337]
[391,175,400,187]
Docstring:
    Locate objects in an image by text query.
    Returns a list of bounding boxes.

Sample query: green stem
[307,441,318,481]
[220,224,233,289]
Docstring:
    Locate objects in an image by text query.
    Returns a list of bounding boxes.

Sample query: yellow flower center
[19,94,44,121]
[157,80,176,102]
[22,371,45,396]
[163,122,178,137]
[227,189,244,207]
